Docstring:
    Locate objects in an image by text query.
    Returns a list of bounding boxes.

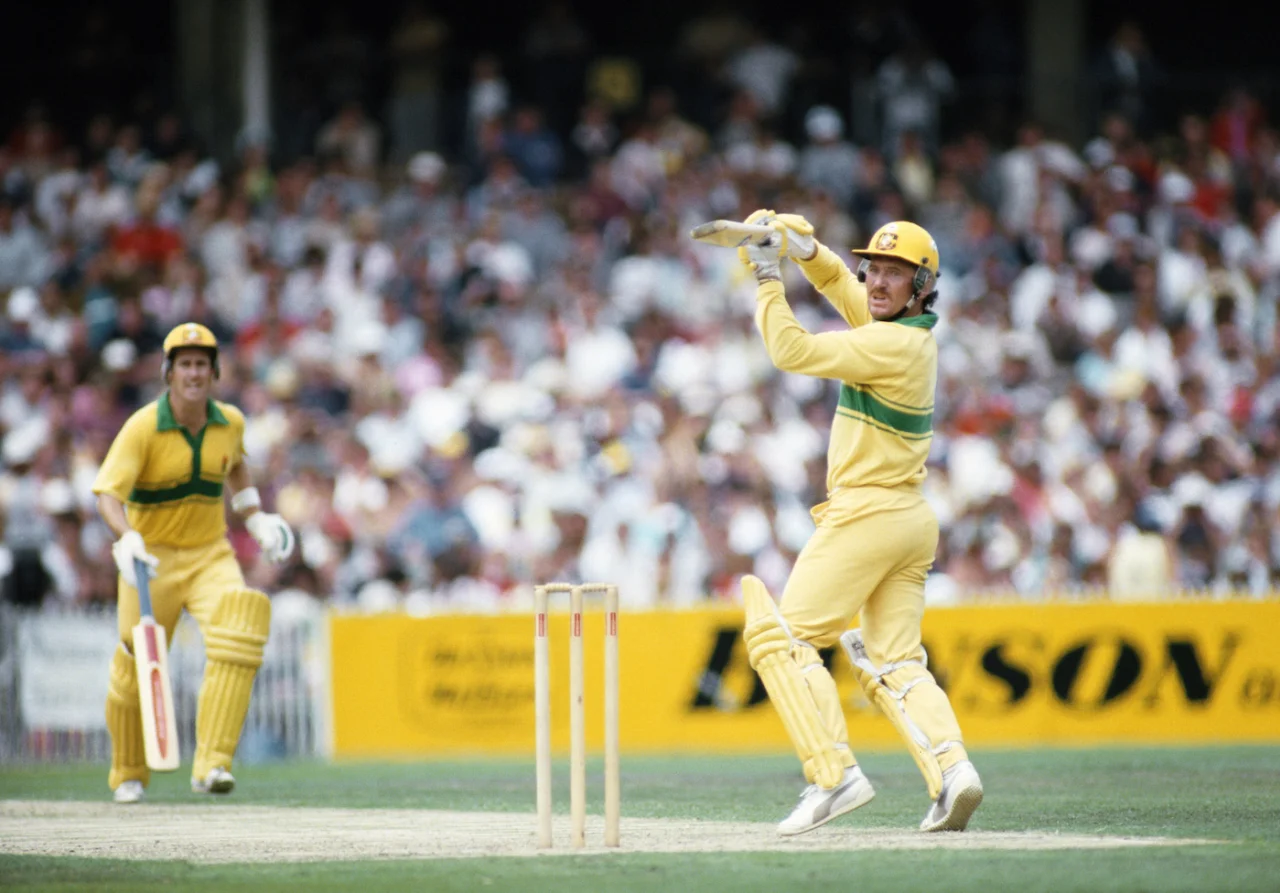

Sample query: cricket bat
[689,219,776,247]
[132,557,179,771]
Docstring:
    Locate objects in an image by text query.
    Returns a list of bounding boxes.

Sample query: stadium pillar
[176,0,218,157]
[241,0,272,150]
[1025,0,1086,143]
[175,0,273,163]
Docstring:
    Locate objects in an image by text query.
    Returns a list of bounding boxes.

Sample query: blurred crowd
[2,12,1279,616]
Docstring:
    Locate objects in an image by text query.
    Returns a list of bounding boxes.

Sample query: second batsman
[93,322,296,804]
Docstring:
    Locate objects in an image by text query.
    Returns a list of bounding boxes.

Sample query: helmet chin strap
[885,292,920,322]
[884,268,935,321]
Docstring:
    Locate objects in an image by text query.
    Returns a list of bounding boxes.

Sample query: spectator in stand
[464,54,511,165]
[567,99,619,182]
[316,101,382,179]
[724,25,800,124]
[1091,21,1165,138]
[111,189,183,277]
[1210,85,1266,170]
[0,418,54,608]
[796,106,861,211]
[0,196,50,289]
[875,37,955,162]
[502,105,564,189]
[1107,504,1175,599]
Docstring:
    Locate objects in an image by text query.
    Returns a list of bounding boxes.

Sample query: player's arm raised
[754,284,905,386]
[773,213,872,329]
[739,225,891,384]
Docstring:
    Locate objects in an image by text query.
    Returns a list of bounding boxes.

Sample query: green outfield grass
[3,744,1279,892]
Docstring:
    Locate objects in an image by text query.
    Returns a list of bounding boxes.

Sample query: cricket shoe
[777,765,876,836]
[113,780,145,804]
[920,760,983,832]
[192,767,236,795]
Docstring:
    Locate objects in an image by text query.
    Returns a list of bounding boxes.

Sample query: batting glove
[771,213,818,261]
[112,531,159,587]
[245,511,297,564]
[739,235,784,282]
[737,209,783,281]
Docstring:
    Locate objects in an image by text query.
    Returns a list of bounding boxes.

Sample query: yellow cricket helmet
[851,221,940,294]
[162,322,220,377]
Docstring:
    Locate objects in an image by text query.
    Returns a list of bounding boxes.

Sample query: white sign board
[18,613,117,729]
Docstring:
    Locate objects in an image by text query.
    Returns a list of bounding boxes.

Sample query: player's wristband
[231,487,262,513]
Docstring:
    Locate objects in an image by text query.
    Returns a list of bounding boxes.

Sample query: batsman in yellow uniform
[737,212,983,834]
[93,322,295,803]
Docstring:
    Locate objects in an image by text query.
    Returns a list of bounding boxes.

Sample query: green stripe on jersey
[129,477,224,505]
[838,385,933,438]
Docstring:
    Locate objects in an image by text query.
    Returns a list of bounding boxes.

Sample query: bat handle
[133,557,154,618]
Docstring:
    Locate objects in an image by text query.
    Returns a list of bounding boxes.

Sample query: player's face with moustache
[169,349,214,403]
[863,258,917,320]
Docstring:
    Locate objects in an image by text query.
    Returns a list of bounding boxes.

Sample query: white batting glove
[112,531,159,587]
[771,213,818,261]
[738,235,783,282]
[735,208,780,281]
[245,512,296,564]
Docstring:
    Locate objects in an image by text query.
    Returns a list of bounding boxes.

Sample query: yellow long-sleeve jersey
[754,243,938,495]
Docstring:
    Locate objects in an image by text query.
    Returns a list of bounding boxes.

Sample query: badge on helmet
[874,230,899,251]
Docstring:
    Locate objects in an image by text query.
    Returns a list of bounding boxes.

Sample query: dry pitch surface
[0,800,1216,862]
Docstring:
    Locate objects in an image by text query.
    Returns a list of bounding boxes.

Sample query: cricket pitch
[0,800,1218,862]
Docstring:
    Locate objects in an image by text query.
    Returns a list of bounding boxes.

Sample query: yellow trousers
[108,538,261,790]
[780,486,967,786]
[115,539,245,644]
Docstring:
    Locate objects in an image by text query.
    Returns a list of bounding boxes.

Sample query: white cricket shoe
[191,766,236,795]
[777,765,876,836]
[920,760,983,832]
[113,780,145,804]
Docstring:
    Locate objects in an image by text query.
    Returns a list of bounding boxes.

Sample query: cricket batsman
[736,211,983,834]
[93,322,295,803]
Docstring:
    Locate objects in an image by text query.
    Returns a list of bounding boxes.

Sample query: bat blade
[134,617,180,771]
[133,566,179,772]
[689,220,775,248]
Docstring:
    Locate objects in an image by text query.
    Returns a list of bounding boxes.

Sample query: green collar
[157,393,228,432]
[889,312,939,330]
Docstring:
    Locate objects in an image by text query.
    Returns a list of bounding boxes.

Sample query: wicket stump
[534,582,620,848]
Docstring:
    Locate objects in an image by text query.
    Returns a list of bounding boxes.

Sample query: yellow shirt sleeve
[796,243,871,329]
[92,409,150,501]
[754,281,913,387]
[218,402,248,472]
